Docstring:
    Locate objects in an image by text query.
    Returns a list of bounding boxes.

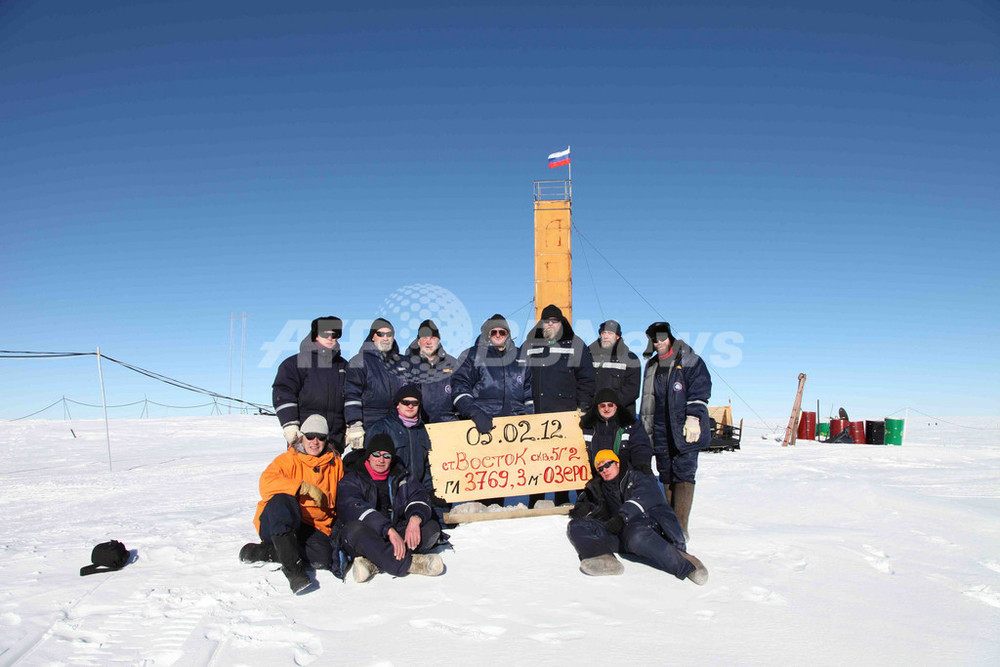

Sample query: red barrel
[797,411,816,440]
[849,421,866,444]
[830,419,849,437]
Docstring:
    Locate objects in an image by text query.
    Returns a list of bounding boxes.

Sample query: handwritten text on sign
[425,411,590,503]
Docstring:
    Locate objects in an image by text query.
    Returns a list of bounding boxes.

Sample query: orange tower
[533,179,572,323]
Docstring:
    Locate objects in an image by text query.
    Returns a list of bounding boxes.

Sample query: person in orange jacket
[240,414,344,594]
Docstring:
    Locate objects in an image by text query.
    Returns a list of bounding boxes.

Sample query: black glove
[604,516,624,535]
[569,501,593,519]
[431,494,449,508]
[470,409,493,434]
[634,462,653,475]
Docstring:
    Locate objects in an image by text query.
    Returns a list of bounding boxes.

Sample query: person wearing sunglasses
[588,319,642,412]
[272,316,349,452]
[336,433,444,582]
[345,318,407,450]
[365,385,438,502]
[579,387,652,476]
[523,304,596,509]
[566,449,708,584]
[241,414,346,594]
[399,319,460,424]
[639,321,712,541]
[451,314,535,507]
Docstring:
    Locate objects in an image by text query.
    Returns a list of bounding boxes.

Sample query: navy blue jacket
[588,339,642,410]
[365,411,435,496]
[523,317,595,413]
[399,340,460,423]
[452,336,534,418]
[580,405,652,472]
[335,450,434,537]
[640,339,712,454]
[272,338,348,449]
[570,466,686,550]
[345,342,407,428]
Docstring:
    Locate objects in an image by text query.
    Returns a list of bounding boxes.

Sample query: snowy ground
[1,415,998,666]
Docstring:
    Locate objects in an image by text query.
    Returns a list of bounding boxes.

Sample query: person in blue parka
[639,321,712,539]
[566,449,707,583]
[399,319,460,423]
[344,318,407,449]
[272,316,349,452]
[365,385,435,498]
[335,434,444,582]
[580,387,653,475]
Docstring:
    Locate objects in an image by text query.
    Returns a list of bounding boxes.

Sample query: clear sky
[2,0,998,423]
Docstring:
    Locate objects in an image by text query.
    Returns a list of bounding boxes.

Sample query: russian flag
[547,146,571,169]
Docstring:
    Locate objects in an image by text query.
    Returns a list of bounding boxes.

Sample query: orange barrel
[849,421,866,444]
[830,419,849,437]
[797,411,816,440]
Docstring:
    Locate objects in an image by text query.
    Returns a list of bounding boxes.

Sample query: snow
[1,416,998,665]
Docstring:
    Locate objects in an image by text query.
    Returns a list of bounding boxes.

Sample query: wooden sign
[426,411,590,503]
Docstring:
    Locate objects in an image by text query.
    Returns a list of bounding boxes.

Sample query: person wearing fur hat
[523,304,595,507]
[399,319,460,423]
[272,316,349,452]
[580,388,653,474]
[639,322,712,540]
[588,319,642,411]
[451,314,534,506]
[240,414,345,594]
[566,449,708,584]
[344,318,408,449]
[335,433,444,582]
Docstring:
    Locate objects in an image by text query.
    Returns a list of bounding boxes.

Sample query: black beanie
[311,316,343,341]
[599,320,622,336]
[365,433,396,458]
[393,384,422,405]
[417,319,440,339]
[643,322,673,358]
[540,304,563,321]
[594,387,620,406]
[481,314,511,337]
[368,318,394,339]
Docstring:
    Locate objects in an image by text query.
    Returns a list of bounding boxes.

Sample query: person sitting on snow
[240,414,345,595]
[335,433,444,583]
[566,449,708,584]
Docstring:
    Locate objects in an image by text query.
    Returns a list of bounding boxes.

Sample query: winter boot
[680,551,709,585]
[271,532,313,595]
[407,553,444,576]
[239,542,276,564]
[662,483,673,506]
[580,553,624,576]
[352,556,380,583]
[672,481,695,541]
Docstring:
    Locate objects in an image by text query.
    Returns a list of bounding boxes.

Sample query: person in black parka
[566,449,707,583]
[588,319,642,411]
[399,319,460,423]
[272,316,349,452]
[580,387,653,475]
[335,434,444,582]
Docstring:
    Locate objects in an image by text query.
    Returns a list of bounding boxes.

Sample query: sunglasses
[543,318,561,324]
[489,329,508,337]
[369,451,393,460]
[598,402,617,409]
[302,433,327,442]
[399,399,420,407]
[374,330,393,338]
[596,461,616,472]
[317,331,339,339]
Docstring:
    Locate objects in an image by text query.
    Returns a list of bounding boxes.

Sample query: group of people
[242,306,713,593]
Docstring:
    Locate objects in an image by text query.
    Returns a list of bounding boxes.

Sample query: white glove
[346,422,366,450]
[282,425,301,446]
[683,415,701,443]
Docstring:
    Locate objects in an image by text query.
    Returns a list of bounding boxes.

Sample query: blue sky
[2,0,998,423]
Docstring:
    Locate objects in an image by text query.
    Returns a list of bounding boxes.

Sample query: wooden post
[781,373,807,447]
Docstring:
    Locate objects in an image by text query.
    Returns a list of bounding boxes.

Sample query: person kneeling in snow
[336,433,444,583]
[566,449,708,584]
[240,414,345,595]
